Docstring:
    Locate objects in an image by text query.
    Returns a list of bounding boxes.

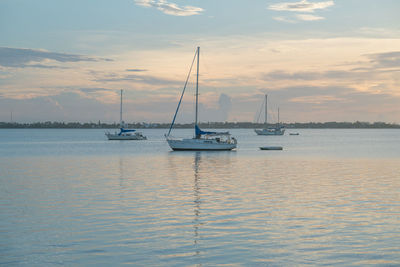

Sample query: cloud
[273,16,297,23]
[245,85,400,122]
[78,87,112,94]
[25,64,69,69]
[126,69,148,72]
[217,93,232,121]
[45,97,64,110]
[289,94,344,104]
[366,51,400,69]
[184,93,233,122]
[93,73,180,86]
[261,51,400,84]
[0,92,118,122]
[262,70,359,81]
[295,14,324,21]
[134,0,203,16]
[268,0,334,13]
[0,47,110,68]
[269,0,333,23]
[263,70,320,81]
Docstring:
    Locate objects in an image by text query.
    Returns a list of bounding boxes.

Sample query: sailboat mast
[120,89,123,127]
[195,47,200,128]
[265,94,268,126]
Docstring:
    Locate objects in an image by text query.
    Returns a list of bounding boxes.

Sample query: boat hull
[106,133,147,140]
[255,129,285,136]
[167,138,236,151]
[260,146,283,150]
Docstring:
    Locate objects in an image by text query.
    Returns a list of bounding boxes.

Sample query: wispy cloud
[126,68,148,72]
[261,69,373,83]
[366,51,400,69]
[93,73,180,86]
[273,16,296,23]
[24,64,69,69]
[261,56,400,83]
[269,0,333,23]
[78,87,112,94]
[134,0,204,16]
[0,47,111,68]
[295,14,324,21]
[269,0,334,13]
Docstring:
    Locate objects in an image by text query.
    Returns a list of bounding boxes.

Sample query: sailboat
[165,47,237,151]
[254,94,285,136]
[105,90,147,140]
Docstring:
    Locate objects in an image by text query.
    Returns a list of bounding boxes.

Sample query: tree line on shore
[1,121,399,129]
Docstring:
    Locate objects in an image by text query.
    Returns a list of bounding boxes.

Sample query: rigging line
[167,49,198,136]
[256,98,264,124]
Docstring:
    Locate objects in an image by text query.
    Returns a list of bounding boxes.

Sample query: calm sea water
[1,129,399,266]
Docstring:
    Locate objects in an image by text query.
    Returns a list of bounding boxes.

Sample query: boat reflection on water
[193,152,201,258]
[167,151,236,264]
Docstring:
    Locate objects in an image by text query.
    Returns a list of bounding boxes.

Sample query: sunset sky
[1,0,400,123]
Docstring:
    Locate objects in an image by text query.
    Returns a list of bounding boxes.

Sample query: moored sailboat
[105,90,146,140]
[254,94,285,136]
[166,47,237,151]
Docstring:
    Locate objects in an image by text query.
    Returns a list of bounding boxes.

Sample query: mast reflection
[193,152,202,261]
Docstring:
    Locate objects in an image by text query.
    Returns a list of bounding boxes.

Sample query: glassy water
[1,129,399,266]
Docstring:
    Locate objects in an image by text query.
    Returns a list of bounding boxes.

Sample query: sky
[1,0,400,123]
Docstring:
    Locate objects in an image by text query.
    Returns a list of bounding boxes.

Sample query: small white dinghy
[259,146,283,150]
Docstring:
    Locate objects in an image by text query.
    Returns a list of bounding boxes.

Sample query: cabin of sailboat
[165,47,237,151]
[105,90,147,140]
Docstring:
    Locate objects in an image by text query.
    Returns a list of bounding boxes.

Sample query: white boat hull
[255,128,285,136]
[106,133,147,140]
[167,138,236,151]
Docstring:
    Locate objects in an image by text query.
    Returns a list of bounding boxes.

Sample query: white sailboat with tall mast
[105,90,147,140]
[254,94,285,136]
[166,47,237,151]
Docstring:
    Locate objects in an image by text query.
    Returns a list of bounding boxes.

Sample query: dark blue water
[1,129,399,266]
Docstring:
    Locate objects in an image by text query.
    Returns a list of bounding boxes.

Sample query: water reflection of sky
[1,150,400,265]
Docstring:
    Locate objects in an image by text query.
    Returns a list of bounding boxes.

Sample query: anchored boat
[166,47,237,151]
[254,94,285,136]
[105,90,146,140]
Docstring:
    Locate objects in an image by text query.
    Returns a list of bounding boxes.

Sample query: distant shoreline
[1,121,399,129]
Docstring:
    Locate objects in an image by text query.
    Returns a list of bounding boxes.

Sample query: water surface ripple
[1,129,399,266]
